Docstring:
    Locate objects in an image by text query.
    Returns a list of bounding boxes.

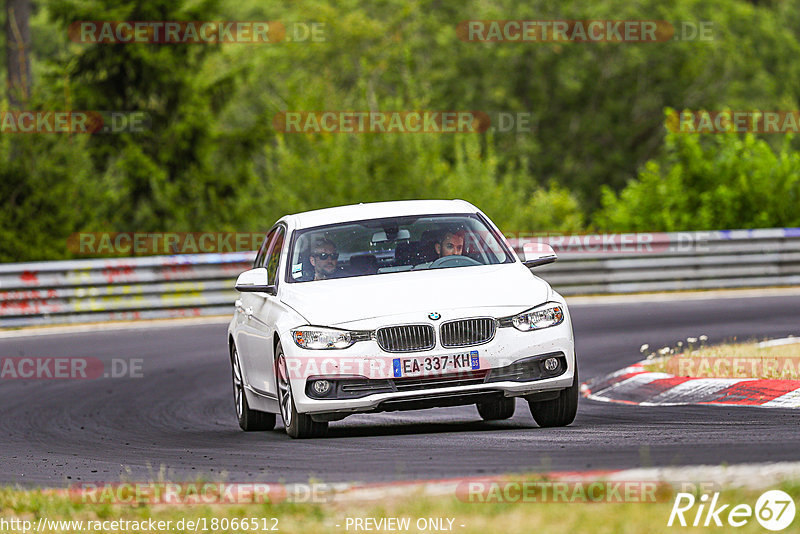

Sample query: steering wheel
[428,255,482,269]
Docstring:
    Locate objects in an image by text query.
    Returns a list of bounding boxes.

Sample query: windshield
[287,213,514,283]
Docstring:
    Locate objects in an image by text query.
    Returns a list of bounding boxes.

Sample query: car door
[238,225,286,399]
[236,228,277,395]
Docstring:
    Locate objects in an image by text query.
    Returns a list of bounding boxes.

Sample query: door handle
[235,300,253,319]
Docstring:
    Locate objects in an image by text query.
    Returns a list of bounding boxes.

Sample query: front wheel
[232,347,276,431]
[276,343,328,439]
[528,363,579,427]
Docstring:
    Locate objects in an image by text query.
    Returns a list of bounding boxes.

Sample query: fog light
[312,379,332,396]
[543,358,559,372]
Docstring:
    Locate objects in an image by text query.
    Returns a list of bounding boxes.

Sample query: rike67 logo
[668,490,796,531]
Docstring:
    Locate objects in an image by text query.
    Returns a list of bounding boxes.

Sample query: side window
[264,227,285,285]
[254,229,276,269]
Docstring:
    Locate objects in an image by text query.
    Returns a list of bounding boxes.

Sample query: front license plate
[393,350,480,378]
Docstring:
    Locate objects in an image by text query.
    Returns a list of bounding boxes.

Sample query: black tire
[232,346,276,431]
[275,342,329,439]
[476,397,516,421]
[528,363,579,428]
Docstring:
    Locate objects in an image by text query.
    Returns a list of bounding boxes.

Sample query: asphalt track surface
[1,293,799,487]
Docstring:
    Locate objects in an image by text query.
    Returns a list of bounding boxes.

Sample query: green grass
[2,478,799,533]
[645,339,800,379]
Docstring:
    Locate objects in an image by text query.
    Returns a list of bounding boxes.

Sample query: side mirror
[235,268,277,295]
[522,243,557,268]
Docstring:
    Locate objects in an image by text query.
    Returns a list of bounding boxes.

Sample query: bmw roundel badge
[428,312,441,320]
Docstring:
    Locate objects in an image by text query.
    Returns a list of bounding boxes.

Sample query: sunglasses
[313,252,339,260]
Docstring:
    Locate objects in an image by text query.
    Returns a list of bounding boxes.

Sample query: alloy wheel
[277,353,293,428]
[232,349,244,419]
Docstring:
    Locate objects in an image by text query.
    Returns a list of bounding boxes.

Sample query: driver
[309,238,339,280]
[434,230,465,258]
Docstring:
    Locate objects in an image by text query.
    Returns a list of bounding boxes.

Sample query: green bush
[259,129,584,234]
[595,117,800,231]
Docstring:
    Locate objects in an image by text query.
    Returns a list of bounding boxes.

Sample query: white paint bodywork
[227,200,576,417]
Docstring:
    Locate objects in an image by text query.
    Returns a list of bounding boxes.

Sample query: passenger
[309,238,339,280]
[434,230,465,258]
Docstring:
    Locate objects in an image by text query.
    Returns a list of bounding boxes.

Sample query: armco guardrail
[511,227,800,295]
[1,228,799,328]
[0,253,255,328]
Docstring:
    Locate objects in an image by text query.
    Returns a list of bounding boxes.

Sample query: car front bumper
[281,312,576,416]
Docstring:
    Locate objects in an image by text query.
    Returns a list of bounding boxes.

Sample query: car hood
[279,263,550,326]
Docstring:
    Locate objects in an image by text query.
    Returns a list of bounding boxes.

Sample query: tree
[4,0,31,107]
[46,0,253,233]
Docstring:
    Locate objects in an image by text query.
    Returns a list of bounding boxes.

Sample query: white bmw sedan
[228,200,577,438]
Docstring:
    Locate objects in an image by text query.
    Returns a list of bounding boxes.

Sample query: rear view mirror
[522,243,557,268]
[235,268,276,295]
[371,229,411,244]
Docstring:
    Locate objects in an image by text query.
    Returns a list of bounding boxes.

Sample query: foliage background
[2,0,800,261]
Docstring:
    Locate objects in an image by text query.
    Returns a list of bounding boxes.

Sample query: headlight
[291,327,369,350]
[506,303,564,332]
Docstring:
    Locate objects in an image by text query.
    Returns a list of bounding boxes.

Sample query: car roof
[281,199,479,230]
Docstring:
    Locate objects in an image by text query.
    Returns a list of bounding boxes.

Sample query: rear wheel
[232,347,275,431]
[528,363,579,428]
[476,397,516,420]
[276,343,328,439]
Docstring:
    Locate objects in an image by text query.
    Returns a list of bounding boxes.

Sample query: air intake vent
[376,324,435,352]
[440,318,496,348]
